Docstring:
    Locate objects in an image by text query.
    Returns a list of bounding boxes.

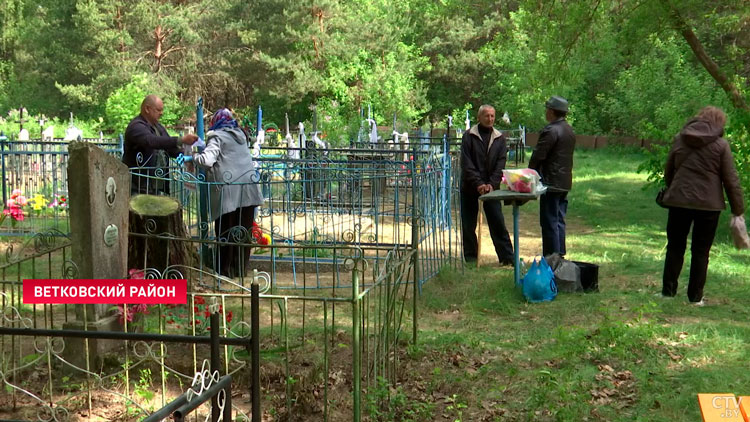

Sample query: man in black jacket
[529,96,576,256]
[460,104,514,265]
[122,95,198,194]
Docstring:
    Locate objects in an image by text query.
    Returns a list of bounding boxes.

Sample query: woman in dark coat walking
[660,106,745,305]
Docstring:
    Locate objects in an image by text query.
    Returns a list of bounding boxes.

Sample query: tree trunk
[668,4,750,112]
[128,194,196,275]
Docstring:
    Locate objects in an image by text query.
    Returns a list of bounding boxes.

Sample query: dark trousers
[460,190,514,263]
[539,191,568,256]
[215,205,257,277]
[662,207,720,302]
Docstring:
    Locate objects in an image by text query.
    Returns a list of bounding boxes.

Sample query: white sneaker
[690,298,705,307]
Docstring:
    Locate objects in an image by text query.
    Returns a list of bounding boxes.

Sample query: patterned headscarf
[209,108,239,131]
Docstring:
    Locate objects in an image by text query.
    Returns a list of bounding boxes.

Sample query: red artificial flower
[195,319,201,324]
[194,296,206,305]
[194,306,199,312]
[204,310,210,318]
[258,233,271,246]
[3,206,24,221]
[128,269,145,279]
[226,311,233,323]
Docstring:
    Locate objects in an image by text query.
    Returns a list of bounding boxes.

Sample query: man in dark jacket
[460,104,514,265]
[122,95,198,194]
[529,96,576,257]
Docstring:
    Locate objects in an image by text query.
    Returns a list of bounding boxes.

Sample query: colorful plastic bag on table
[501,168,541,193]
[521,256,557,303]
[729,214,750,249]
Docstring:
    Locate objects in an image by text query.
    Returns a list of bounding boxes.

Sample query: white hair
[477,104,495,117]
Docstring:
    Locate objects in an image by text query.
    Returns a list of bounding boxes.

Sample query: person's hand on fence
[193,137,205,152]
[180,133,199,145]
[176,153,193,166]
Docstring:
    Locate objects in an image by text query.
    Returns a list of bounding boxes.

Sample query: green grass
[3,146,748,421]
[415,146,750,421]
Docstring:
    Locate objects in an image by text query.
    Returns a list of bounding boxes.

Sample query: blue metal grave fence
[0,136,123,236]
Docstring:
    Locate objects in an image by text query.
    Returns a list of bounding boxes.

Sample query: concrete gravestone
[63,142,130,367]
[17,128,29,141]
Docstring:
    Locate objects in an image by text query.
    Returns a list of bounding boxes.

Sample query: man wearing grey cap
[529,96,576,257]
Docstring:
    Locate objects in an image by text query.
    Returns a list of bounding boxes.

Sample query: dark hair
[550,108,567,119]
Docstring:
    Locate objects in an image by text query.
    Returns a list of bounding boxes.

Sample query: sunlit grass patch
[415,147,750,421]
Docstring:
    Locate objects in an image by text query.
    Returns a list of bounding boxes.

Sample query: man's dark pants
[461,189,514,263]
[539,191,568,256]
[662,207,720,302]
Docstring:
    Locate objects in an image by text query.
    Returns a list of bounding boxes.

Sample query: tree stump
[128,194,196,274]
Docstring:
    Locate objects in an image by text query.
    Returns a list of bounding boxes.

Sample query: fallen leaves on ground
[590,364,637,408]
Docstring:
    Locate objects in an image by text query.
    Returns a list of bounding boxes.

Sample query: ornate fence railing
[128,140,462,288]
[1,238,416,420]
[0,137,122,236]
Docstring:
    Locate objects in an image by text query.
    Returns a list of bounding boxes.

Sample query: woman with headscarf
[659,106,745,306]
[180,108,264,277]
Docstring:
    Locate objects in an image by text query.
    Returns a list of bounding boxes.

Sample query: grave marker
[63,142,130,368]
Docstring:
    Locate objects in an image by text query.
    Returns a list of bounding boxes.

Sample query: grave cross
[15,106,27,131]
[38,116,47,139]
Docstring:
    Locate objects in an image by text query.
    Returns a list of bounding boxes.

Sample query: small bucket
[572,261,599,292]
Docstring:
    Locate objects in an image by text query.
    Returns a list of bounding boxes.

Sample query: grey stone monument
[63,142,130,369]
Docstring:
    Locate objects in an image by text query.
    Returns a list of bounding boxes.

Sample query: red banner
[23,279,187,304]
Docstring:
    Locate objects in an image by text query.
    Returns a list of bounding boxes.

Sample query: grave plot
[1,140,463,421]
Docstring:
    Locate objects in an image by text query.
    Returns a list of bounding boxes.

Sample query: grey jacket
[662,119,744,215]
[193,127,264,220]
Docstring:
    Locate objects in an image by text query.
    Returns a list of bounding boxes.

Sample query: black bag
[655,187,667,208]
[573,261,599,293]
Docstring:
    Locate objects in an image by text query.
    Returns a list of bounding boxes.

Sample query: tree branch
[667,3,750,112]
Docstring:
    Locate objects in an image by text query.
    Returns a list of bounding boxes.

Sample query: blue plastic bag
[521,256,557,303]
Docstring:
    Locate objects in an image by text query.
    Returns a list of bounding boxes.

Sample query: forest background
[0,0,749,193]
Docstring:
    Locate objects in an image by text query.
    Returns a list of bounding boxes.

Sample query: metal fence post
[210,310,220,422]
[118,133,124,158]
[411,141,420,345]
[0,132,7,207]
[352,265,361,422]
[196,98,212,271]
[251,279,260,422]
